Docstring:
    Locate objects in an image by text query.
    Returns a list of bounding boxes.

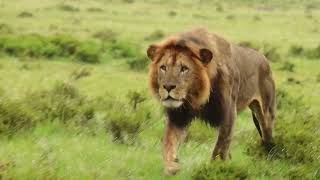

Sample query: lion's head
[147,37,213,109]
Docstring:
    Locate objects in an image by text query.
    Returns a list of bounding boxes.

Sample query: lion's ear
[147,45,158,60]
[199,48,213,64]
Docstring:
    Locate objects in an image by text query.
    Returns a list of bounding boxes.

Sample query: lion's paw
[164,162,181,176]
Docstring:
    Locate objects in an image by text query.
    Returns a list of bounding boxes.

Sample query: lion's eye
[180,66,189,73]
[160,65,166,72]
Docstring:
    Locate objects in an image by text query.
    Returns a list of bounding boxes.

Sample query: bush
[216,4,224,12]
[0,98,37,136]
[25,82,95,124]
[0,23,13,34]
[305,45,320,59]
[253,15,262,21]
[104,91,151,144]
[168,10,177,17]
[108,41,140,58]
[192,161,248,180]
[238,41,260,50]
[92,29,118,42]
[144,30,165,41]
[87,7,104,12]
[127,55,149,71]
[17,11,33,18]
[279,61,295,72]
[49,35,79,57]
[57,4,79,12]
[75,41,101,63]
[245,88,320,166]
[289,45,304,56]
[70,67,92,80]
[261,43,281,62]
[226,14,235,20]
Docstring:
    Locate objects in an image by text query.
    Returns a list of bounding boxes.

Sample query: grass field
[0,0,320,179]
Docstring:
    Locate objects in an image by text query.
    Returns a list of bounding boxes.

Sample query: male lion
[147,28,276,175]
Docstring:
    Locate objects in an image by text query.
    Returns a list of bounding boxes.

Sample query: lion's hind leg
[249,98,275,146]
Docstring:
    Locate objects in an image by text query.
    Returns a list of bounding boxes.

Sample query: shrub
[305,45,320,59]
[144,30,165,41]
[0,98,37,136]
[104,91,152,144]
[238,41,260,50]
[25,82,95,124]
[17,11,33,18]
[49,35,79,57]
[108,41,140,58]
[70,67,92,80]
[279,61,295,72]
[168,10,177,17]
[316,73,320,82]
[0,34,45,57]
[92,29,118,42]
[192,161,248,180]
[289,45,304,56]
[127,55,149,71]
[0,23,13,34]
[57,4,79,12]
[75,41,101,63]
[126,90,146,110]
[261,43,280,62]
[226,15,235,20]
[87,7,104,12]
[253,15,262,21]
[216,4,224,12]
[245,88,320,165]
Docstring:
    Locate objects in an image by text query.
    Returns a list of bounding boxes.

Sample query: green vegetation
[0,0,319,179]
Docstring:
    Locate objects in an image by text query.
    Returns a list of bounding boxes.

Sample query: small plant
[87,7,104,12]
[75,41,101,63]
[0,98,37,136]
[279,61,295,72]
[126,90,146,110]
[238,41,260,50]
[289,45,304,56]
[108,41,140,58]
[122,0,134,3]
[192,161,248,180]
[0,23,12,34]
[92,29,118,42]
[305,45,320,59]
[70,67,92,80]
[168,10,177,17]
[57,4,80,12]
[253,15,261,21]
[17,11,33,18]
[144,30,165,41]
[216,4,224,12]
[127,55,149,71]
[226,14,235,20]
[261,43,281,62]
[316,73,320,82]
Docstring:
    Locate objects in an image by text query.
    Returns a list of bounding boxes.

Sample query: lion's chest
[198,92,224,127]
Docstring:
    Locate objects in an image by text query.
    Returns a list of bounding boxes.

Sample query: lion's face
[148,44,213,109]
[156,49,196,108]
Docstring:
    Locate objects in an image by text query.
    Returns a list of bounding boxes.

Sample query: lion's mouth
[161,96,183,108]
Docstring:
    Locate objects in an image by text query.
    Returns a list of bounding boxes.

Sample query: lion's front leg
[212,100,236,160]
[163,120,187,175]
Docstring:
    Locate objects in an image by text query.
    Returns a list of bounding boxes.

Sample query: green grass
[0,0,320,179]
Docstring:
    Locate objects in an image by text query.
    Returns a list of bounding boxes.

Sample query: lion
[147,27,276,175]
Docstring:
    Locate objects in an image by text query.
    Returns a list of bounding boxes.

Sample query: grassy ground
[0,0,320,179]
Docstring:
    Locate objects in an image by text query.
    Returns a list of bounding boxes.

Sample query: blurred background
[0,0,319,179]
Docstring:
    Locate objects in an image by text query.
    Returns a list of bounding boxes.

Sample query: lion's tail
[252,112,262,137]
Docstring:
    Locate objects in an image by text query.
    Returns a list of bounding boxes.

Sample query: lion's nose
[163,84,176,92]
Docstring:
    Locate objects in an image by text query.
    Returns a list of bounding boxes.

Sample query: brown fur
[147,28,276,175]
